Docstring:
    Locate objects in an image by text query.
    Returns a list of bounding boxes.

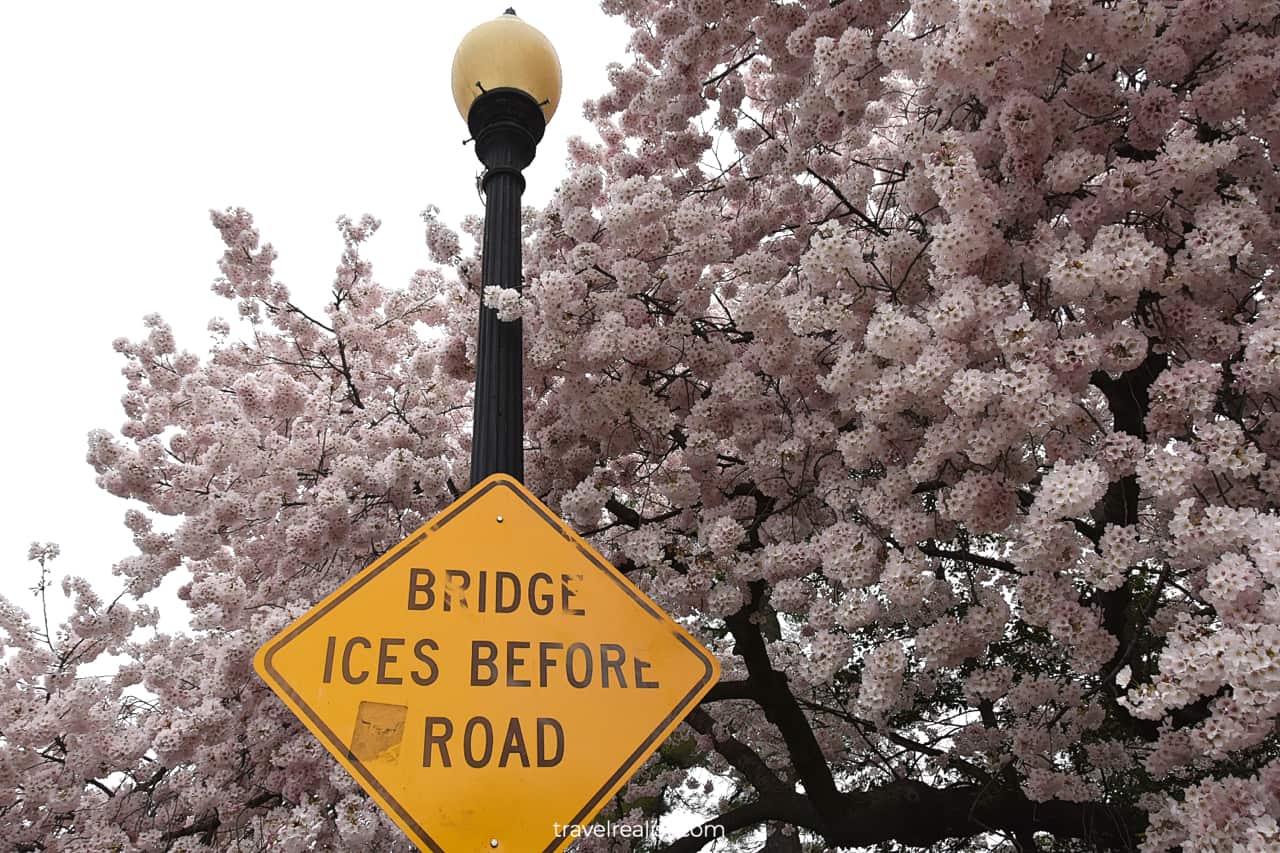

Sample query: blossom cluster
[4,0,1278,849]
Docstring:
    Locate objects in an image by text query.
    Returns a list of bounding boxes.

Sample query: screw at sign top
[504,7,516,14]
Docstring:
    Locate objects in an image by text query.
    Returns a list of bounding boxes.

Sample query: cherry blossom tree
[4,0,1280,850]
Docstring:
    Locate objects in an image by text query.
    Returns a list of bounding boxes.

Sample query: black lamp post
[452,9,562,484]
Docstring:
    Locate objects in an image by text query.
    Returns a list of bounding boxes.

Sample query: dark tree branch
[604,496,682,529]
[700,679,754,702]
[702,51,758,87]
[918,542,1023,575]
[805,168,889,236]
[86,778,114,798]
[161,812,220,843]
[725,583,842,816]
[759,827,805,852]
[1090,347,1168,677]
[244,790,281,810]
[657,779,1144,853]
[1089,347,1166,442]
[334,339,365,409]
[685,708,787,796]
[824,780,1144,851]
[660,798,819,853]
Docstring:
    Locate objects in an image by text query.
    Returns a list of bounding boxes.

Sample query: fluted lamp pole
[452,8,562,485]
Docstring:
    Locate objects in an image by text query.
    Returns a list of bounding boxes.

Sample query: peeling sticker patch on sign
[350,701,408,762]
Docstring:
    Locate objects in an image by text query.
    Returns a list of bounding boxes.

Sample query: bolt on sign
[254,474,720,853]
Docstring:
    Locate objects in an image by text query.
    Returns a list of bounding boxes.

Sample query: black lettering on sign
[601,643,627,688]
[506,641,531,687]
[537,717,564,767]
[419,716,565,768]
[634,656,659,688]
[407,568,435,610]
[561,574,586,616]
[377,638,404,685]
[538,641,564,687]
[529,572,554,615]
[322,636,337,683]
[342,637,371,684]
[464,717,493,768]
[566,642,593,688]
[499,718,529,767]
[423,717,452,767]
[471,640,499,686]
[444,569,470,611]
[404,571,595,616]
[412,639,439,686]
[495,571,521,613]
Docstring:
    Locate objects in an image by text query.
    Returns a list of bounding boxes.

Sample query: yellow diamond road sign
[254,474,720,853]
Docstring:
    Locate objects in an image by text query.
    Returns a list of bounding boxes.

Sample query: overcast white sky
[0,1,631,627]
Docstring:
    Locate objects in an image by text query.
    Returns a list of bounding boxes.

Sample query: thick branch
[244,790,282,810]
[818,780,1145,852]
[760,828,804,852]
[1089,347,1166,442]
[660,798,818,853]
[726,584,842,817]
[658,780,1144,853]
[604,496,682,529]
[700,678,754,702]
[918,542,1022,575]
[161,812,220,843]
[685,708,787,795]
[1090,348,1167,676]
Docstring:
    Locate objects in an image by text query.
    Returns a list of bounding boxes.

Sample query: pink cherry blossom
[4,0,1279,850]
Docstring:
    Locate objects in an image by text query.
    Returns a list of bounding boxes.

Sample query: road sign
[254,474,720,853]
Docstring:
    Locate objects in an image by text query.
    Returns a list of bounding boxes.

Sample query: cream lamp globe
[451,8,562,126]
